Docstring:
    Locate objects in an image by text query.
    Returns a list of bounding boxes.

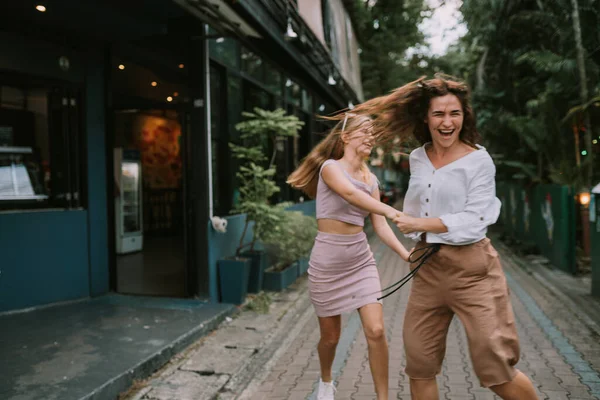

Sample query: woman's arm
[370,187,410,261]
[394,156,500,243]
[321,163,400,220]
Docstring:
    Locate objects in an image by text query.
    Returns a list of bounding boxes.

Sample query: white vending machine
[114,148,143,254]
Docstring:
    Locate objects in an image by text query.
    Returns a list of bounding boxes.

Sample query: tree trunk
[476,47,489,90]
[570,0,594,186]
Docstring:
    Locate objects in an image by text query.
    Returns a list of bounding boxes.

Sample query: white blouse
[403,144,502,245]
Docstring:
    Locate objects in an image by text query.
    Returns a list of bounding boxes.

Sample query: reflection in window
[302,89,312,113]
[0,84,83,209]
[264,63,282,96]
[242,48,264,82]
[286,79,301,107]
[209,37,240,69]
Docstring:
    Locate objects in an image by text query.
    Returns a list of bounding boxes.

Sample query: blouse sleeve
[403,151,425,242]
[427,155,501,244]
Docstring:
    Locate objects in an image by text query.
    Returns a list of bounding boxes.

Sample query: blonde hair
[287,113,373,199]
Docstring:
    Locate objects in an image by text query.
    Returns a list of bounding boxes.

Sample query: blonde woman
[287,113,410,400]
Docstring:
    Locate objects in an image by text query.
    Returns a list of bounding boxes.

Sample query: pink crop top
[316,159,379,227]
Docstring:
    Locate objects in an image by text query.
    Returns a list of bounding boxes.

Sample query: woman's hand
[385,208,402,221]
[393,214,420,234]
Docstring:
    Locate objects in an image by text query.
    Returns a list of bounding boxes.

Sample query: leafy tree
[344,0,428,98]
[432,0,600,188]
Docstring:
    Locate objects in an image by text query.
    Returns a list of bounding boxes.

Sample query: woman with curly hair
[351,74,539,400]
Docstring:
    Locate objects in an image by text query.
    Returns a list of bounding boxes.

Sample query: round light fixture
[178,64,185,69]
[36,5,46,12]
[167,96,173,102]
[151,81,158,87]
[118,64,125,70]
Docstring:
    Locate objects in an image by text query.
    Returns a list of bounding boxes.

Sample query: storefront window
[264,63,282,96]
[226,77,242,210]
[286,79,302,108]
[0,84,84,210]
[209,37,240,70]
[241,48,264,82]
[302,89,312,113]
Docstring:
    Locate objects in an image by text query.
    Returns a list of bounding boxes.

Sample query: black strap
[377,243,441,300]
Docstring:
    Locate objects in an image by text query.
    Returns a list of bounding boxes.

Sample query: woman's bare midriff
[317,218,363,235]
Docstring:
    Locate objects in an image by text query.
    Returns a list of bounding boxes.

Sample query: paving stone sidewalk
[246,232,600,400]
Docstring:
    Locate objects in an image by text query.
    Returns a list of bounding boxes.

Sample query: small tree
[230,108,304,256]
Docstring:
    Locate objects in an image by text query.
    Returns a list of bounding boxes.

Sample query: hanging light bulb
[328,73,337,86]
[285,18,298,40]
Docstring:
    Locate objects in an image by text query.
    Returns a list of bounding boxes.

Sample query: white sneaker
[317,379,336,400]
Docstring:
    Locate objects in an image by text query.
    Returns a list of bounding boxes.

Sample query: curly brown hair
[348,73,480,148]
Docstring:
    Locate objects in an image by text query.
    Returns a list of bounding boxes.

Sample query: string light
[118,64,125,70]
[151,81,157,87]
[35,5,46,12]
[167,96,173,102]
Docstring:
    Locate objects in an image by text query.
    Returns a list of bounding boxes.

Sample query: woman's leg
[490,370,538,400]
[448,241,538,399]
[358,303,388,400]
[317,314,342,382]
[409,378,439,400]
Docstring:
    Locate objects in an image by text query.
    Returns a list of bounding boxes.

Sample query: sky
[420,0,467,56]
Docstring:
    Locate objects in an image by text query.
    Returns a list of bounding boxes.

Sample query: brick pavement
[248,231,600,400]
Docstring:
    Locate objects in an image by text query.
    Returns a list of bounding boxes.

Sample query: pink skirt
[308,231,382,317]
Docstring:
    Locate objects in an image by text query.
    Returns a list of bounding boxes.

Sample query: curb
[80,304,237,400]
[491,233,600,340]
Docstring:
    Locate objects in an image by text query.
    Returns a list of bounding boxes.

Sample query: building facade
[0,0,363,312]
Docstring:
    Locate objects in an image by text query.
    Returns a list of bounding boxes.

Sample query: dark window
[0,83,84,210]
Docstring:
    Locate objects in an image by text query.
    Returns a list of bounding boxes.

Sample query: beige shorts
[403,238,520,388]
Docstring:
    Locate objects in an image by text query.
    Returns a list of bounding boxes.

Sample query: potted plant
[295,212,317,275]
[259,209,317,291]
[225,108,304,295]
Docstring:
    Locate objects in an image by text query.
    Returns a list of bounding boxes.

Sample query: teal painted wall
[207,200,316,303]
[85,49,110,296]
[0,211,90,312]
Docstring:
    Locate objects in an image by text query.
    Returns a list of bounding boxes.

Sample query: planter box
[298,257,309,276]
[263,261,299,292]
[218,257,251,305]
[240,250,267,294]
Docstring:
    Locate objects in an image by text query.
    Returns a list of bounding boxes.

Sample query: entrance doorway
[112,109,187,297]
[109,55,191,298]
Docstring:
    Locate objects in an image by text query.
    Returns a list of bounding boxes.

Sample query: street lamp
[579,190,591,257]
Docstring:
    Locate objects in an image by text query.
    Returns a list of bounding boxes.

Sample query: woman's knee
[320,332,340,347]
[364,324,385,342]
